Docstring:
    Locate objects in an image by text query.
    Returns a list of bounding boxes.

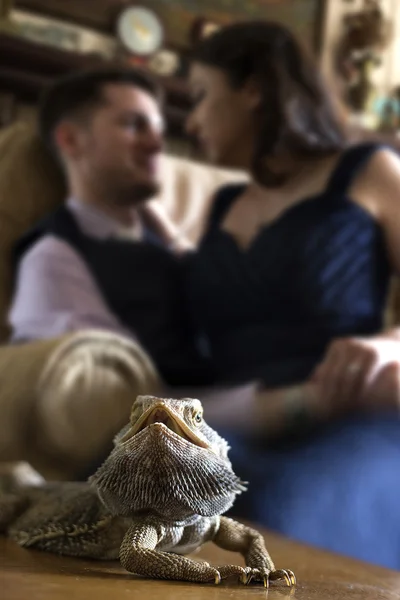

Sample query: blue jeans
[222,414,400,570]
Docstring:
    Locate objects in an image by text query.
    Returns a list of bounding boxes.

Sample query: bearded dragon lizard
[0,395,296,588]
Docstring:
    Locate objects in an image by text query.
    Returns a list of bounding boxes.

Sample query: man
[8,67,212,387]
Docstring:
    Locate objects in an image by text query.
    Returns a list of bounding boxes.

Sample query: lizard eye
[194,412,203,425]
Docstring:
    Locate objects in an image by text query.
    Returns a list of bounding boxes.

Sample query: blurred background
[0,0,399,153]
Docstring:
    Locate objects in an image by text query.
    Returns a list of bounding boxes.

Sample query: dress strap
[325,142,390,195]
[207,184,247,228]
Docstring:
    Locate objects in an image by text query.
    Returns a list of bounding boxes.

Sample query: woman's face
[186,63,259,170]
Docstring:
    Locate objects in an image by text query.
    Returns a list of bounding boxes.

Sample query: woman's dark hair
[191,21,349,186]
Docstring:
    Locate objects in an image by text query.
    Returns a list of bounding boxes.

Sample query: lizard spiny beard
[90,425,246,523]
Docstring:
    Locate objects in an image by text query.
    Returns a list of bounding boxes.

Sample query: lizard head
[89,395,246,523]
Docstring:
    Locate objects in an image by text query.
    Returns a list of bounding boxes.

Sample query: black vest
[13,206,215,387]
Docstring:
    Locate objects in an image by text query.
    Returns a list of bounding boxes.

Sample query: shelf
[0,31,192,138]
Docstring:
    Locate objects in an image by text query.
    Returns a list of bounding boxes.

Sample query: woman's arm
[310,147,400,415]
[368,147,400,334]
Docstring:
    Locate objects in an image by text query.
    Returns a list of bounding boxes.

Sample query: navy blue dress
[186,143,400,569]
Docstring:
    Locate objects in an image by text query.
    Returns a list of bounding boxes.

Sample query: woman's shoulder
[342,137,399,169]
[326,139,399,196]
[327,138,400,230]
[351,140,400,204]
[344,139,400,186]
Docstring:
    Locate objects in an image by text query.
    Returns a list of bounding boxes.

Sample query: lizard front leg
[214,517,296,588]
[120,522,243,584]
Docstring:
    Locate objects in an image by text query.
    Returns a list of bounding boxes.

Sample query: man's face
[61,83,165,205]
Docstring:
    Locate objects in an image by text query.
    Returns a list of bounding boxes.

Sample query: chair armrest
[0,331,161,480]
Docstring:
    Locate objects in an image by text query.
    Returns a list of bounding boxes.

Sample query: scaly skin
[0,395,296,588]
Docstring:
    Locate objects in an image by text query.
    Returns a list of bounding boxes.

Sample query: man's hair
[192,21,349,186]
[38,66,163,153]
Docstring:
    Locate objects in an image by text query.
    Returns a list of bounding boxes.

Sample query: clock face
[117,6,164,56]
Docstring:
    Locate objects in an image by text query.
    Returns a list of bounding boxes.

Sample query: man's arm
[8,235,134,342]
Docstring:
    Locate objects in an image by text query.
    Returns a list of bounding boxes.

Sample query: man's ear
[241,76,262,111]
[53,120,86,159]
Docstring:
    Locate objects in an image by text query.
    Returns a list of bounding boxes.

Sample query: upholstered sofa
[1,122,400,482]
[0,122,247,480]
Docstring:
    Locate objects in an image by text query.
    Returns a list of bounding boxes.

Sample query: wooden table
[2,529,400,600]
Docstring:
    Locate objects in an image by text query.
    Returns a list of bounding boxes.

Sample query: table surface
[2,528,400,600]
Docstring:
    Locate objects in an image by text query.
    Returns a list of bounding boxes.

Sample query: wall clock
[116,6,164,57]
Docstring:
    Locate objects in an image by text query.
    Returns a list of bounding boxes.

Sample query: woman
[147,21,400,568]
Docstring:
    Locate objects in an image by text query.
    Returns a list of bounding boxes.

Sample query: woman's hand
[310,335,400,416]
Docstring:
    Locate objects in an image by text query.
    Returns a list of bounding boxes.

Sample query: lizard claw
[288,570,297,586]
[270,569,297,587]
[239,571,248,585]
[241,567,296,588]
[241,567,269,587]
[207,564,296,588]
[240,567,253,585]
